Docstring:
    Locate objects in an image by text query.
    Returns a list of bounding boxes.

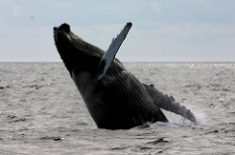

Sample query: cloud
[0,25,60,61]
[1,0,235,61]
[0,0,11,4]
[1,21,235,62]
[0,21,6,27]
[116,22,235,61]
[151,2,161,13]
[11,6,23,17]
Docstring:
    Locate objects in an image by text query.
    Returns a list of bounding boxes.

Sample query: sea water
[0,62,234,154]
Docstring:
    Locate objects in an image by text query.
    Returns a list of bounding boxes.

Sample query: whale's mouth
[53,23,72,43]
[54,23,105,60]
[53,23,105,74]
[54,23,70,33]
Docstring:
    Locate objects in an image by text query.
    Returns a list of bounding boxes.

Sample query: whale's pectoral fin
[96,22,132,81]
[144,84,197,124]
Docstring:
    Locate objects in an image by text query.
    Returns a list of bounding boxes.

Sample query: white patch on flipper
[97,23,132,80]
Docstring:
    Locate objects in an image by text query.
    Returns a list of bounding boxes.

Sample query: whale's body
[53,23,196,129]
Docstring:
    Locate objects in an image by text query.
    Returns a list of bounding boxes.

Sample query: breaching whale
[53,23,197,129]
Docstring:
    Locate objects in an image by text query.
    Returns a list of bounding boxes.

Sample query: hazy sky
[1,0,235,62]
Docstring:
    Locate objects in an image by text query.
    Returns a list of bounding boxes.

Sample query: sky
[1,0,235,62]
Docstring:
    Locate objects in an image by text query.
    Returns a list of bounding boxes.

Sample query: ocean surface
[0,62,234,155]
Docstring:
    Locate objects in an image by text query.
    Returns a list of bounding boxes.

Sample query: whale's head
[53,23,104,75]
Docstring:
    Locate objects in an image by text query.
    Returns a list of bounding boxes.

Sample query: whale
[53,23,197,129]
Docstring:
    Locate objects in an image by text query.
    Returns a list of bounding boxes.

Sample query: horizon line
[0,61,235,63]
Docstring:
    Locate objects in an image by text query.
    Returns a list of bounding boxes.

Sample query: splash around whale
[53,23,197,129]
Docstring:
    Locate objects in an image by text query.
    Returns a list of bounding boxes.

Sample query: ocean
[0,62,234,155]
